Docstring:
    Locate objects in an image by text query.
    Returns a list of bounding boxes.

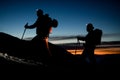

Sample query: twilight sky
[0,0,120,43]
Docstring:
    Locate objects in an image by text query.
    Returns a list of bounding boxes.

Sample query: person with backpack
[77,23,102,64]
[24,9,58,64]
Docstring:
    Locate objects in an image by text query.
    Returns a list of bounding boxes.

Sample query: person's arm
[24,19,38,29]
[24,23,36,29]
[77,36,85,41]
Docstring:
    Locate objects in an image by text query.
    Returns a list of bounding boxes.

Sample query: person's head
[86,23,94,32]
[36,9,43,17]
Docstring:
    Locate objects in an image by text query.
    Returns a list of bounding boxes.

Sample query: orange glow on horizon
[67,47,120,55]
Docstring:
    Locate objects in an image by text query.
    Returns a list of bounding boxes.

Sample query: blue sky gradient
[0,0,120,43]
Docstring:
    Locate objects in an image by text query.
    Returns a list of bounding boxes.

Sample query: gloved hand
[24,23,28,28]
[77,36,84,41]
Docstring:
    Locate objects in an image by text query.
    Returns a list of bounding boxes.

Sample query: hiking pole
[75,36,81,55]
[21,28,26,40]
[75,37,79,55]
[21,23,28,40]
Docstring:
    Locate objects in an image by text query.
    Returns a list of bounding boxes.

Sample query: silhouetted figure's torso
[81,23,96,64]
[82,30,96,64]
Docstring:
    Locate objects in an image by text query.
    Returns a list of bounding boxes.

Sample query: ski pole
[21,28,26,40]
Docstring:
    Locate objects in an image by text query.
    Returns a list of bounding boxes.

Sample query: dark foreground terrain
[0,53,120,73]
[0,32,120,73]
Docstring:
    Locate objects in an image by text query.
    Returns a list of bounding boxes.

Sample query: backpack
[93,28,103,45]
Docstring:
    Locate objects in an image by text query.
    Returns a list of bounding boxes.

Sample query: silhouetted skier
[24,9,58,64]
[77,23,102,64]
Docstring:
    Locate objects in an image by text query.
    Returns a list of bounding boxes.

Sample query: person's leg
[81,47,89,64]
[88,48,96,64]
